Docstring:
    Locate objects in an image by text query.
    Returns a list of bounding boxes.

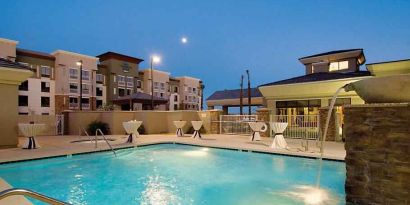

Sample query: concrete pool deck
[0,134,346,163]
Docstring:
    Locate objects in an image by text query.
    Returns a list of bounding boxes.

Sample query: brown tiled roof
[97,52,144,64]
[259,71,371,87]
[16,48,55,60]
[207,88,262,101]
[0,58,32,70]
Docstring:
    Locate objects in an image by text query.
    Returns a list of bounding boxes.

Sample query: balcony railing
[69,103,78,109]
[82,89,90,95]
[118,81,125,87]
[82,103,90,109]
[70,88,78,94]
[126,82,133,87]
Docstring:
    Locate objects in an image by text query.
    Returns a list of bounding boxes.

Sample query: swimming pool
[0,144,345,205]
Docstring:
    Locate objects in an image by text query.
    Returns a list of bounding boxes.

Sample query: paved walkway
[0,134,346,163]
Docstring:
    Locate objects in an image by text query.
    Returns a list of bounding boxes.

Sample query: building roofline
[366,58,410,66]
[175,76,201,81]
[142,68,171,75]
[16,48,55,61]
[298,49,364,60]
[97,51,144,64]
[51,50,99,60]
[0,38,18,45]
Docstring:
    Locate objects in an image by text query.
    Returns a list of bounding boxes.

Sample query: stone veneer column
[256,108,270,137]
[209,110,223,134]
[344,103,410,205]
[319,107,337,141]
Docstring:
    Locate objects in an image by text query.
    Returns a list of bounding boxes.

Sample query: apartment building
[53,50,102,114]
[97,52,143,105]
[176,76,202,110]
[16,49,56,115]
[0,38,56,115]
[141,69,170,110]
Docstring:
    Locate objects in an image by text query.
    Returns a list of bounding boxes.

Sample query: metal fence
[271,115,319,140]
[219,115,258,135]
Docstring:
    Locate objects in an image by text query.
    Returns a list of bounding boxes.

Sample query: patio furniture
[191,121,203,139]
[18,123,45,149]
[269,122,288,149]
[173,121,186,137]
[122,120,143,143]
[248,122,267,141]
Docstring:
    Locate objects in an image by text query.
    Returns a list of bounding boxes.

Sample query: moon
[181,37,188,44]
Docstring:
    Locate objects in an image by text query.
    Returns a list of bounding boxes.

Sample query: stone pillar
[256,108,270,137]
[209,109,223,134]
[319,107,337,141]
[344,103,410,205]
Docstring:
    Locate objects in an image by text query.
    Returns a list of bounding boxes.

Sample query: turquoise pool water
[0,144,345,205]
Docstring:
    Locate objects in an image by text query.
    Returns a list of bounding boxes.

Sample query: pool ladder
[95,128,117,157]
[0,188,70,205]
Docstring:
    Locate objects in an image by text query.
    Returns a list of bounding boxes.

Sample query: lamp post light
[246,69,251,115]
[150,55,161,110]
[76,60,83,110]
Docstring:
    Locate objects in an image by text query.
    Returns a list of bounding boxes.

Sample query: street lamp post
[246,69,251,115]
[77,60,83,111]
[150,55,161,110]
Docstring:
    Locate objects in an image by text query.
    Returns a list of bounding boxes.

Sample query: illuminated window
[329,61,349,71]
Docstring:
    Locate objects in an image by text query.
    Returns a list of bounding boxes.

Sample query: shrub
[138,124,146,135]
[87,121,110,135]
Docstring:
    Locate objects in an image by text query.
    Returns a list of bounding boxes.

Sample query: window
[82,84,90,94]
[329,61,349,72]
[160,92,164,98]
[127,89,132,96]
[70,83,78,93]
[69,69,78,79]
[82,70,90,80]
[19,95,28,106]
[118,75,125,86]
[96,100,103,108]
[119,88,125,97]
[41,66,51,77]
[96,74,104,83]
[126,77,133,87]
[122,62,131,72]
[19,112,29,115]
[81,98,90,109]
[154,82,159,90]
[174,95,178,102]
[160,83,165,91]
[174,104,178,110]
[69,97,78,108]
[96,87,103,96]
[19,80,28,91]
[193,88,196,94]
[188,87,192,93]
[41,97,50,107]
[174,87,178,93]
[136,80,142,88]
[185,96,188,100]
[41,82,50,92]
[42,113,49,115]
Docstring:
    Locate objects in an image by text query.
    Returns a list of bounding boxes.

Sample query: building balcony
[82,103,90,109]
[126,82,133,87]
[70,89,78,94]
[69,103,78,109]
[118,81,125,87]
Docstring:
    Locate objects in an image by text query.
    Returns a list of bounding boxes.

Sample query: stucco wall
[0,84,19,148]
[64,110,217,135]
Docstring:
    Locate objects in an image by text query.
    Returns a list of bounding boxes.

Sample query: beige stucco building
[52,50,101,114]
[0,38,33,147]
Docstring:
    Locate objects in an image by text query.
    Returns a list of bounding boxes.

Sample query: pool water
[0,144,345,205]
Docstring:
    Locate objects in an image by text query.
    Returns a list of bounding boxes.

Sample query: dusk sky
[1,0,410,100]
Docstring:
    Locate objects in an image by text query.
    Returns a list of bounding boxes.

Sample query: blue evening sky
[1,0,409,100]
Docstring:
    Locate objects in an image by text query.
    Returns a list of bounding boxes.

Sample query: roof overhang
[259,76,370,100]
[206,97,264,107]
[0,67,33,85]
[299,49,366,65]
[366,59,410,77]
